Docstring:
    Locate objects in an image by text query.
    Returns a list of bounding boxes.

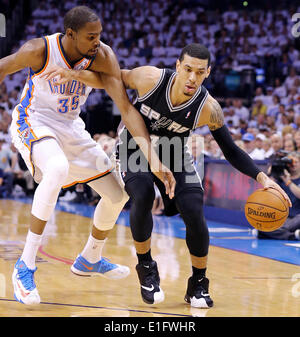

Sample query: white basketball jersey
[18,33,93,123]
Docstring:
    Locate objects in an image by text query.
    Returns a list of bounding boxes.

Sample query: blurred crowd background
[0,0,299,205]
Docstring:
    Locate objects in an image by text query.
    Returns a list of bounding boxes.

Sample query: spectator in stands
[0,94,10,113]
[273,78,287,98]
[232,99,249,121]
[284,138,297,153]
[263,138,274,158]
[242,132,265,160]
[3,74,19,93]
[254,87,266,104]
[224,107,240,127]
[238,119,248,135]
[284,87,299,108]
[31,2,49,19]
[275,105,290,131]
[278,53,292,78]
[265,115,277,132]
[267,95,281,119]
[254,133,266,156]
[207,139,222,159]
[251,98,267,117]
[255,113,268,131]
[295,115,300,129]
[264,87,274,106]
[284,67,300,91]
[282,125,295,139]
[270,133,283,154]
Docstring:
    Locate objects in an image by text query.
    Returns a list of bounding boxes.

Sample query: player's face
[176,54,211,96]
[73,20,102,59]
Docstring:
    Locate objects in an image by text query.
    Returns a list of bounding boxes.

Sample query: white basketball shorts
[10,105,113,188]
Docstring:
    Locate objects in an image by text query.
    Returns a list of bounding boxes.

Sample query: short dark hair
[64,6,99,32]
[179,43,211,67]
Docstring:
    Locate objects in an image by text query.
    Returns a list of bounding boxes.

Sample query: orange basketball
[245,188,289,232]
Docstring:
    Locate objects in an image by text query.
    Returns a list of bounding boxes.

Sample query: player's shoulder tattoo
[208,98,224,131]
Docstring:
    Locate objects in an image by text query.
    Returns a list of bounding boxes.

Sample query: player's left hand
[257,172,292,207]
[41,65,74,84]
[152,165,176,199]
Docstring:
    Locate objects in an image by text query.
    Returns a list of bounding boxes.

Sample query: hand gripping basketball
[245,188,289,232]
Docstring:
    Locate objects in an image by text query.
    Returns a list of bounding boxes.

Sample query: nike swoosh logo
[80,262,93,270]
[17,280,30,297]
[141,284,154,291]
[201,291,210,297]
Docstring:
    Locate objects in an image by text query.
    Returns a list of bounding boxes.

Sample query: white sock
[20,230,43,270]
[81,234,107,264]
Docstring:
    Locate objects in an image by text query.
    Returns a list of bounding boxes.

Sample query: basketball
[245,188,289,232]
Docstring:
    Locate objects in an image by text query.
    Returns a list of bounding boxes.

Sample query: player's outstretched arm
[0,38,45,83]
[41,66,104,89]
[198,95,291,206]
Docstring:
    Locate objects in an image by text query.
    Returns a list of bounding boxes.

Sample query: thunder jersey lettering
[17,33,93,126]
[118,68,208,169]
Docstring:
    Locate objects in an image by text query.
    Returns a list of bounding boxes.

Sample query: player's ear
[66,28,75,40]
[175,59,181,73]
[205,66,211,78]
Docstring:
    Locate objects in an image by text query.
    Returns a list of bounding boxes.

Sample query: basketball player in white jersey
[0,6,175,305]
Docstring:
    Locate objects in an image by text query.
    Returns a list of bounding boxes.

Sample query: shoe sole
[71,265,130,279]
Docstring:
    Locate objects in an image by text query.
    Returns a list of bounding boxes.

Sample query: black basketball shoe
[184,276,214,308]
[135,260,165,304]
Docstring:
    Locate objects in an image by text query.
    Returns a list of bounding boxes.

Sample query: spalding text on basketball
[247,207,276,219]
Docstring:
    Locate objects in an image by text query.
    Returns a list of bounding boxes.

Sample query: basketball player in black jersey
[42,43,291,308]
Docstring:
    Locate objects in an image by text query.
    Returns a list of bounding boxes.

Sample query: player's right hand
[257,171,292,207]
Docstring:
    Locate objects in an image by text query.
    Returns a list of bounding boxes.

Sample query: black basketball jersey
[117,68,209,171]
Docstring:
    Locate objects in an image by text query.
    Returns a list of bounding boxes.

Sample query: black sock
[192,266,206,279]
[137,250,153,264]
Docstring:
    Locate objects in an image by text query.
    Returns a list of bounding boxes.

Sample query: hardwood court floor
[0,199,299,317]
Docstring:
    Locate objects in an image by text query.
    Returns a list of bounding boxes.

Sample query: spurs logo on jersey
[119,68,208,147]
[140,103,189,133]
[117,68,208,173]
